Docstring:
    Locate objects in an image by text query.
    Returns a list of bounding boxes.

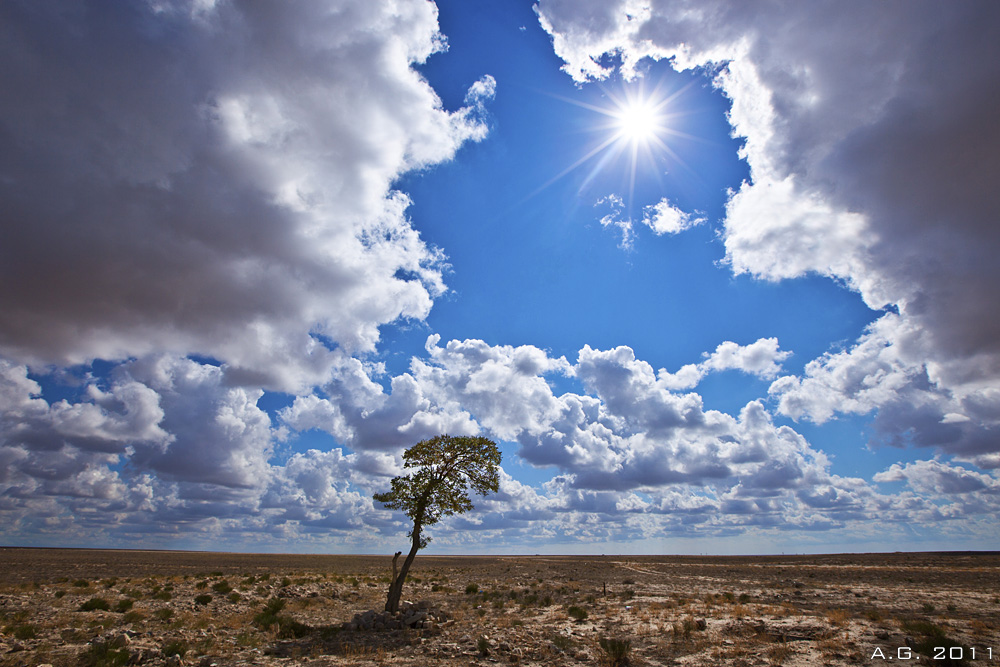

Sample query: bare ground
[0,548,997,666]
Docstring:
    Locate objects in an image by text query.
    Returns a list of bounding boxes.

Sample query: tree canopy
[373,434,501,612]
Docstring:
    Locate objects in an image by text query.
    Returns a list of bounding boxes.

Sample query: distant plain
[1,548,997,666]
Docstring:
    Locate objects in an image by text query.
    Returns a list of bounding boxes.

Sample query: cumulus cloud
[661,338,791,390]
[642,198,705,235]
[535,0,1000,461]
[0,0,493,392]
[1,337,996,549]
[769,314,1000,467]
[595,195,704,248]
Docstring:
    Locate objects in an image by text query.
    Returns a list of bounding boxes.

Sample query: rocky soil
[0,549,997,666]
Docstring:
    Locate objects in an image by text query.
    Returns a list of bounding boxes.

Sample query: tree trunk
[384,524,421,613]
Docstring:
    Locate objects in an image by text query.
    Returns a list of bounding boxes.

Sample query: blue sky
[1,0,999,555]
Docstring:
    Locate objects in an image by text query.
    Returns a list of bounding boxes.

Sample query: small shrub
[826,608,851,626]
[81,642,129,667]
[922,602,936,613]
[74,579,91,588]
[552,634,573,651]
[864,608,884,622]
[79,597,111,612]
[253,598,310,639]
[599,637,632,667]
[122,611,144,624]
[767,643,794,665]
[154,608,174,621]
[152,591,172,601]
[477,635,490,656]
[195,580,208,590]
[465,583,479,594]
[228,592,241,603]
[280,577,291,587]
[194,594,212,605]
[738,593,751,604]
[210,571,224,577]
[13,624,38,640]
[54,590,67,599]
[567,605,588,622]
[212,581,232,594]
[163,640,188,657]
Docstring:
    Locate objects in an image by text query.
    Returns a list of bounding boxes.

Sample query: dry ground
[0,548,997,666]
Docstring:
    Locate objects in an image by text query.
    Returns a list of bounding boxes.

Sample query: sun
[525,77,692,203]
[614,98,661,144]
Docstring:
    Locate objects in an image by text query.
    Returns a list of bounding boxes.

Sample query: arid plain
[0,548,997,666]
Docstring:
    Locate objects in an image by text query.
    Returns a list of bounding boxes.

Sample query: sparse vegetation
[79,597,111,611]
[599,636,632,667]
[80,642,130,667]
[0,550,994,667]
[212,580,233,593]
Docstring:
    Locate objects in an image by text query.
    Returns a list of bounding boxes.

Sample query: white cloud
[642,198,705,235]
[0,0,493,392]
[769,314,1000,466]
[1,339,996,549]
[535,0,1000,465]
[659,338,791,390]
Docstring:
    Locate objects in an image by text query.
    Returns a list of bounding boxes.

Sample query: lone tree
[373,434,501,613]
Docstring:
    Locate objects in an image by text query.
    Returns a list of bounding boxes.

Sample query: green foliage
[79,597,111,612]
[12,624,38,640]
[599,637,632,667]
[194,594,212,605]
[567,605,588,621]
[901,620,967,665]
[154,608,174,622]
[74,579,91,588]
[122,611,144,624]
[551,634,573,652]
[81,642,129,667]
[212,581,232,594]
[113,599,134,613]
[227,592,241,603]
[465,583,480,594]
[252,598,310,639]
[162,640,188,657]
[373,435,502,547]
[477,635,490,656]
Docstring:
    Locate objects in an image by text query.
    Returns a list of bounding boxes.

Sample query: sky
[1,0,999,555]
